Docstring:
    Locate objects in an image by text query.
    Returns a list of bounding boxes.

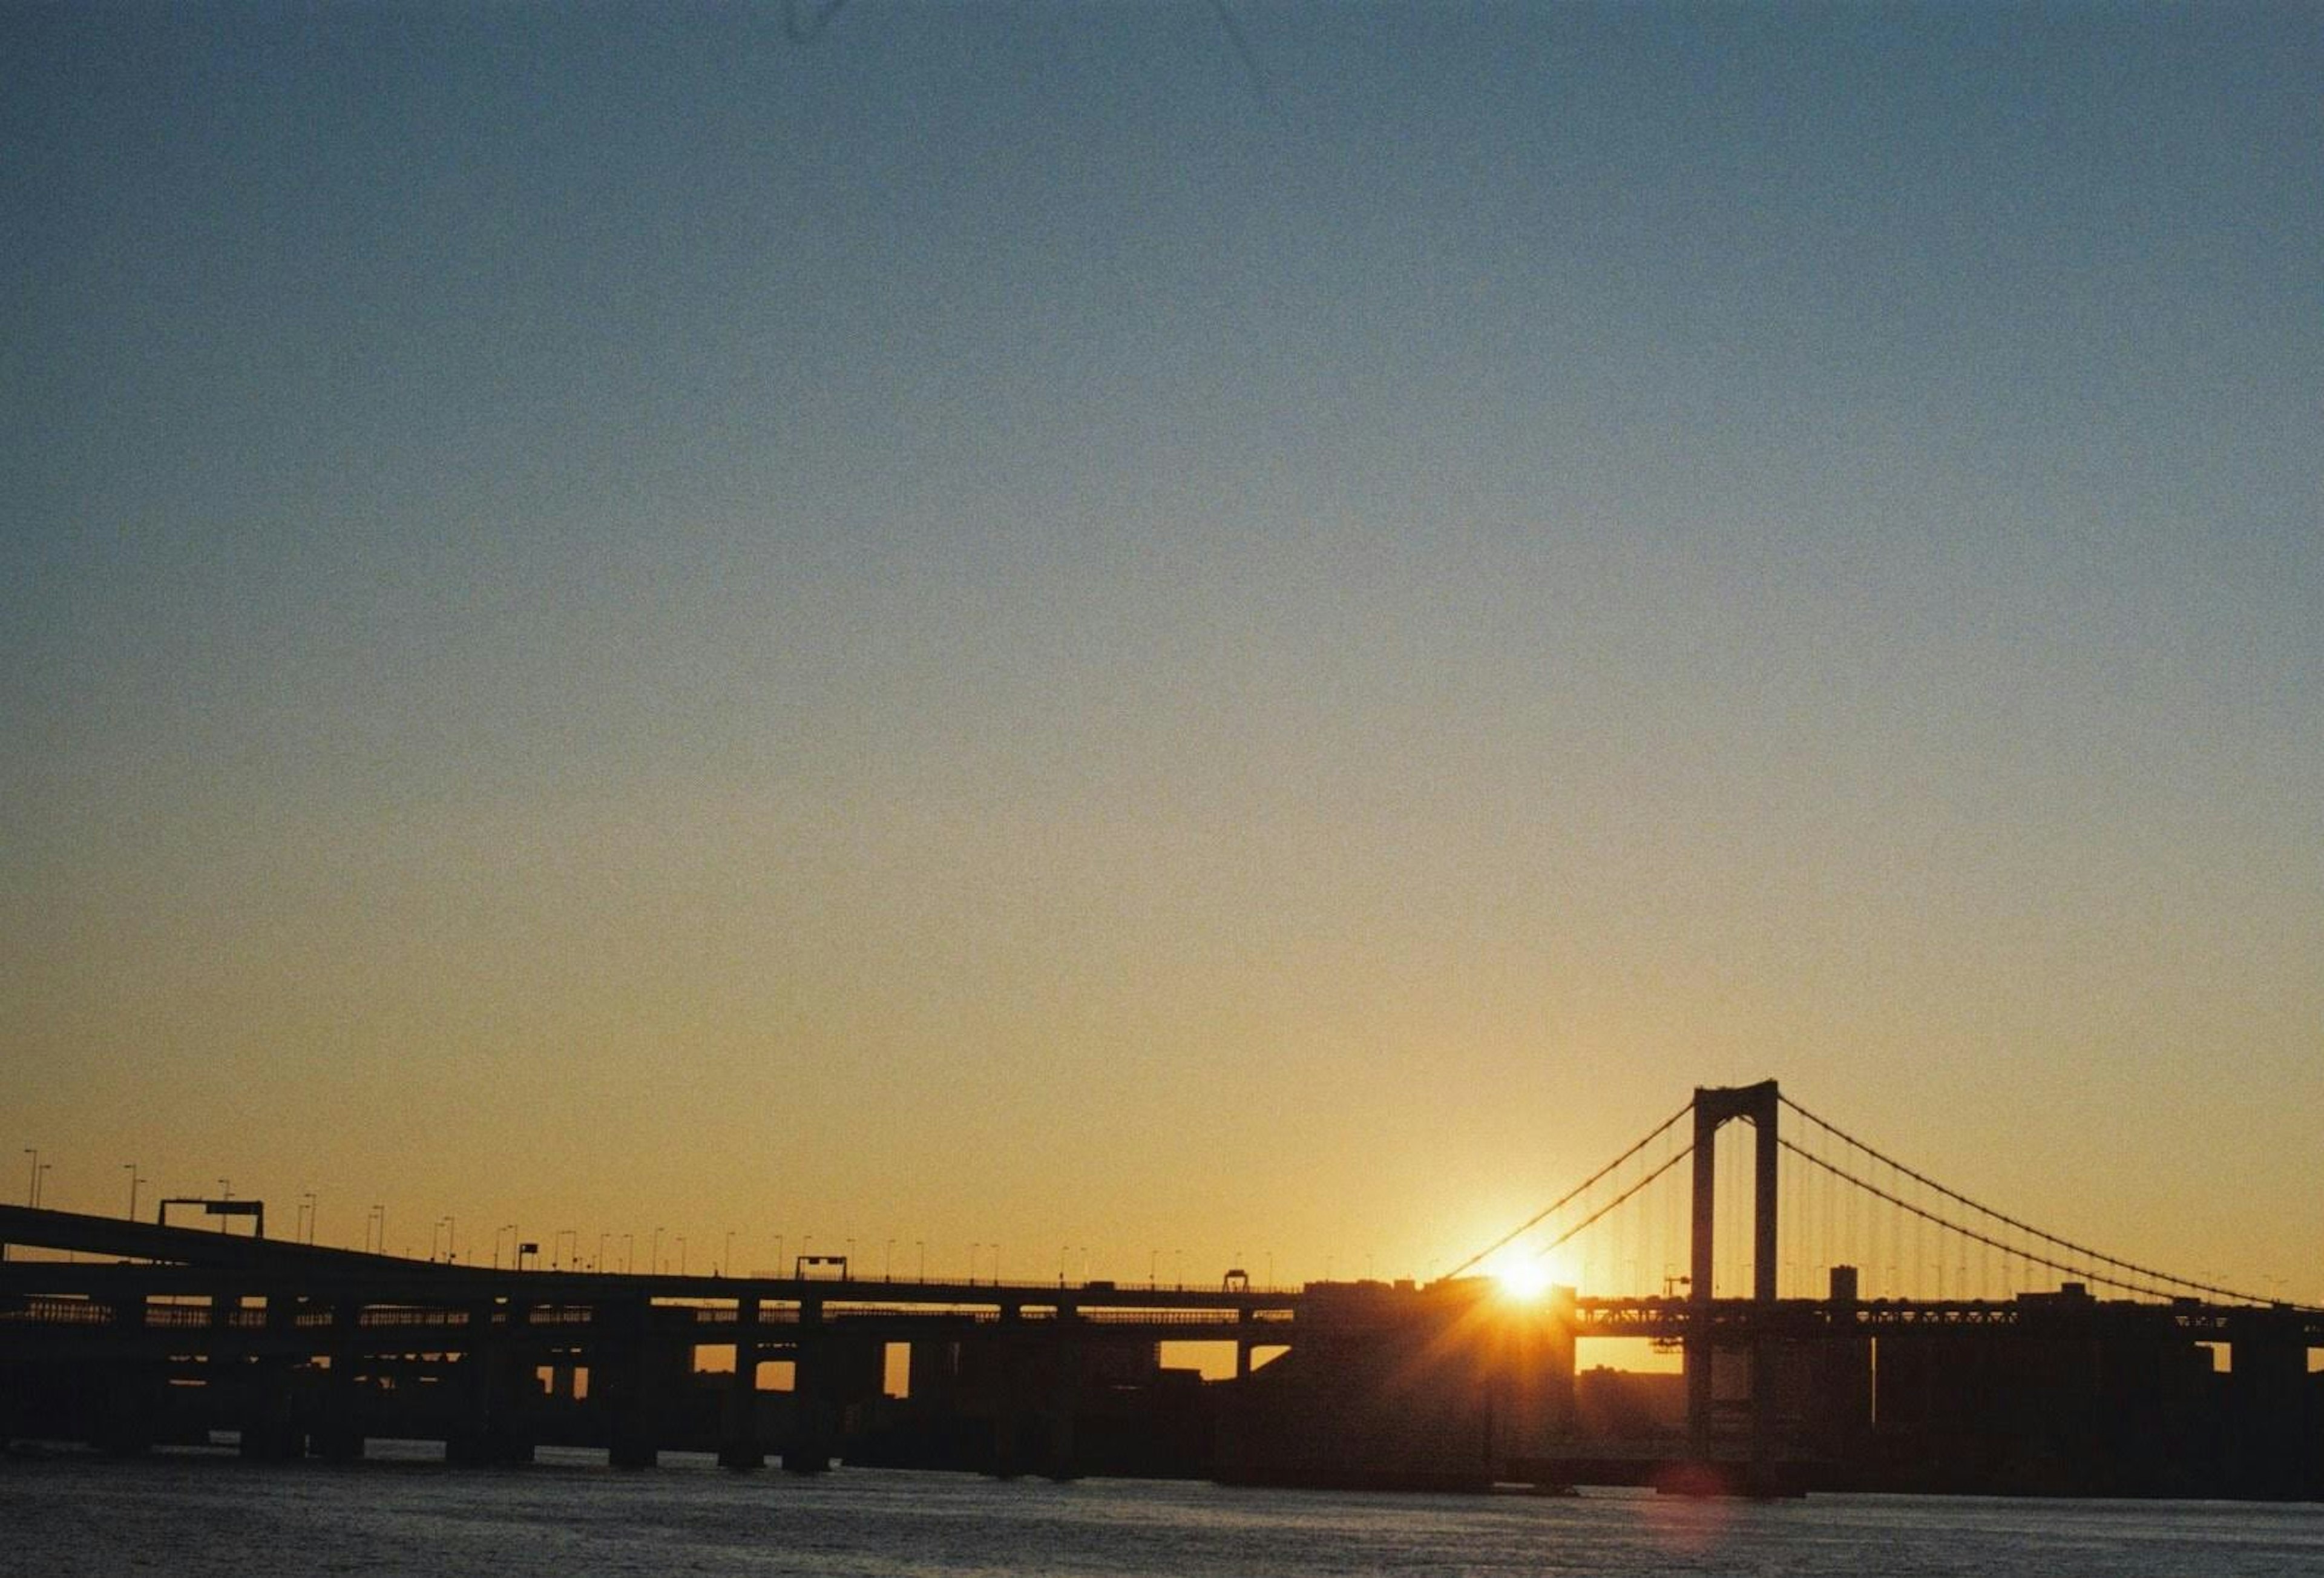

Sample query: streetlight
[218,1177,231,1200]
[677,1235,688,1276]
[917,1240,926,1281]
[597,1231,610,1272]
[651,1228,662,1276]
[22,1149,36,1208]
[623,1233,634,1274]
[969,1243,981,1283]
[300,1191,318,1245]
[123,1163,140,1221]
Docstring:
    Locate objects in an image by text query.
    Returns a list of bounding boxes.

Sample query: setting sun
[1487,1253,1554,1303]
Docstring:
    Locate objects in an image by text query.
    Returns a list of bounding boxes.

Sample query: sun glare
[1488,1254,1554,1303]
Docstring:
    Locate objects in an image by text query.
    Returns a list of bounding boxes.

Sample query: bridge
[4,1080,2318,1496]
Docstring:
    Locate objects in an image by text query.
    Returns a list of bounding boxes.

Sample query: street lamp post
[917,1240,926,1281]
[651,1228,662,1276]
[123,1163,140,1221]
[597,1231,609,1273]
[623,1233,634,1274]
[677,1235,688,1276]
[22,1149,36,1209]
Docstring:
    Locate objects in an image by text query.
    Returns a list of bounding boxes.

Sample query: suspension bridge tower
[1687,1079,1781,1467]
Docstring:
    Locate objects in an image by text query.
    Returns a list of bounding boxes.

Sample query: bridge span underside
[4,1202,2319,1498]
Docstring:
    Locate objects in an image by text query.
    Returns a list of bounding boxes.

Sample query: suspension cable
[1779,1138,2291,1307]
[1531,1143,1695,1261]
[1444,1102,1692,1281]
[1780,1093,2279,1307]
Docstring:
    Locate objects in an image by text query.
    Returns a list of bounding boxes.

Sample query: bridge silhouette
[4,1080,2317,1497]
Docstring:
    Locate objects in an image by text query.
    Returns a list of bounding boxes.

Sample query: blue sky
[5,2,2319,1294]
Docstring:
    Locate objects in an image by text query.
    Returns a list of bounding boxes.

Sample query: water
[5,1445,2321,1577]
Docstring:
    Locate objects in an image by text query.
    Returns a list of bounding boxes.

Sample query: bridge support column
[91,1294,160,1456]
[2227,1317,2309,1500]
[1687,1119,1717,1461]
[718,1297,764,1470]
[1684,1080,1781,1483]
[784,1298,831,1474]
[598,1298,660,1469]
[1045,1302,1082,1482]
[309,1297,368,1461]
[238,1295,303,1462]
[447,1302,537,1465]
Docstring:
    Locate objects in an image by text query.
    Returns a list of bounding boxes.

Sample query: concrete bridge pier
[238,1297,304,1462]
[445,1304,539,1466]
[90,1294,160,1456]
[976,1310,1038,1479]
[309,1298,368,1461]
[717,1297,765,1470]
[784,1300,832,1474]
[2227,1319,2311,1499]
[1045,1304,1083,1482]
[596,1298,663,1469]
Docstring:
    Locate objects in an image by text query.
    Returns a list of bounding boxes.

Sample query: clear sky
[5,2,2319,1300]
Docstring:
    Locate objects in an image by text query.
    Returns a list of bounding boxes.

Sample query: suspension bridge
[2,1079,2317,1497]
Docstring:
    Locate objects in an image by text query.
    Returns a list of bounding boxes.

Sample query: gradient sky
[5,2,2319,1300]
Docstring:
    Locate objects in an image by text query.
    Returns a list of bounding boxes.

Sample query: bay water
[5,1444,2320,1577]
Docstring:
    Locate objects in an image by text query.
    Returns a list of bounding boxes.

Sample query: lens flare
[1488,1252,1553,1302]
